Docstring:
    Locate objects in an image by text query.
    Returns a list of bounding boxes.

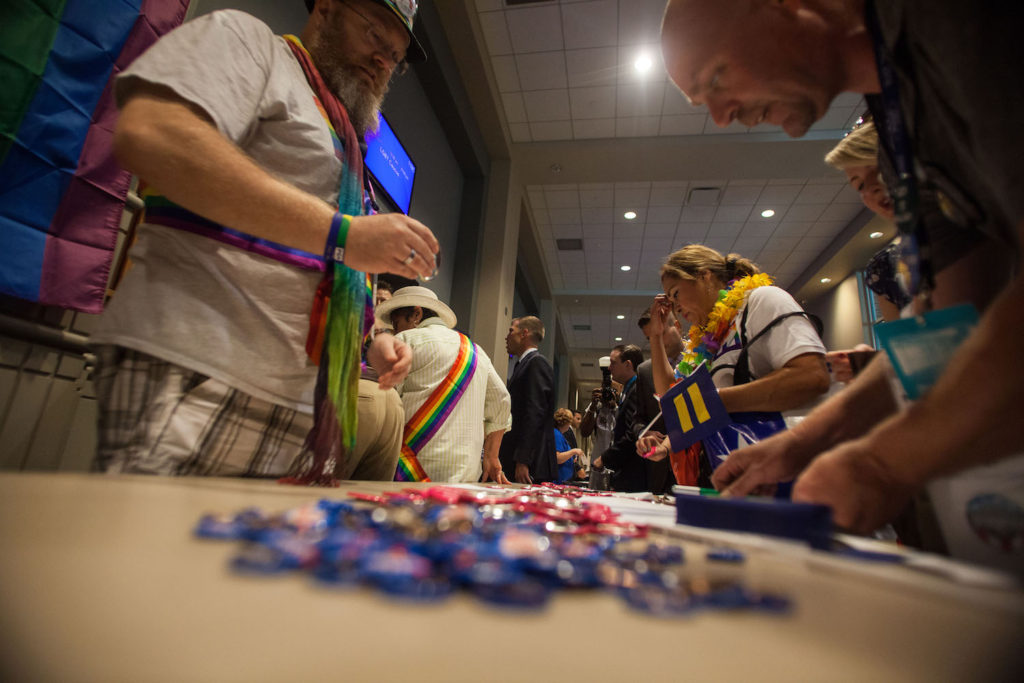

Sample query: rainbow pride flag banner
[395,332,479,483]
[0,0,190,313]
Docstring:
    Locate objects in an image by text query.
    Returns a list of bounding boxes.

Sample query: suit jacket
[599,376,648,493]
[499,350,557,482]
[635,360,676,494]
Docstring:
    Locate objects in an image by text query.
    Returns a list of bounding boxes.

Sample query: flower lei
[676,273,774,376]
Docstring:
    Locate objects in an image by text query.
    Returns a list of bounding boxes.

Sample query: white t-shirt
[709,286,827,415]
[92,11,344,412]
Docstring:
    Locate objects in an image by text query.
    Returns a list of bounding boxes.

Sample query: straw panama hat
[375,285,457,329]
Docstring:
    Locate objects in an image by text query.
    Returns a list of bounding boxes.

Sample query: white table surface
[1,472,1022,682]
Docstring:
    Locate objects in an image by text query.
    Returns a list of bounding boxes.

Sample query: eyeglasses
[339,1,409,75]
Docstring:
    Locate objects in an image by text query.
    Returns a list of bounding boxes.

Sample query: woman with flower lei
[639,245,831,487]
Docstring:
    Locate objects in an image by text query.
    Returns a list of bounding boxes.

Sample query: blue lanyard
[619,375,636,404]
[865,0,934,309]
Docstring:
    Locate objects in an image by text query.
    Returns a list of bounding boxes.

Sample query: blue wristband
[324,213,351,264]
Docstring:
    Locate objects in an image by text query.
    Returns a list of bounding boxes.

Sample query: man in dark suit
[634,307,685,494]
[593,344,648,493]
[499,316,557,484]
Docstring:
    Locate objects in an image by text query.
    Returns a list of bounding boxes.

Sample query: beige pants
[341,378,403,480]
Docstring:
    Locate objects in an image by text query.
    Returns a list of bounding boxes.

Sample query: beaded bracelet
[324,213,352,264]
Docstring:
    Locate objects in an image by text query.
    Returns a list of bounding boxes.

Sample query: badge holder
[874,304,979,401]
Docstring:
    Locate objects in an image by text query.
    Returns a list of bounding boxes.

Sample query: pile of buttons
[194,484,789,616]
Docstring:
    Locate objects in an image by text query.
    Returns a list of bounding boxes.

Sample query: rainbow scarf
[279,35,372,486]
[395,332,479,482]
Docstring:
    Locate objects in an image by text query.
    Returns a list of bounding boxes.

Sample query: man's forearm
[866,270,1024,486]
[115,90,334,255]
[483,429,504,463]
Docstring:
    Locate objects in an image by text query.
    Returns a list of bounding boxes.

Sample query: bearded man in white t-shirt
[91,0,437,478]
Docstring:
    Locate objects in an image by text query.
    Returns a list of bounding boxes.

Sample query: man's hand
[792,437,916,534]
[367,333,411,390]
[592,456,603,469]
[482,456,510,485]
[711,427,816,496]
[345,214,439,281]
[636,432,668,461]
[514,462,533,485]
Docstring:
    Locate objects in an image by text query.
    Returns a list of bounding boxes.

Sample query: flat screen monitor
[364,112,416,214]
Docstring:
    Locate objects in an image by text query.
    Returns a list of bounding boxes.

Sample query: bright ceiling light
[760,209,775,218]
[620,265,632,271]
[623,211,637,220]
[869,231,884,239]
[634,53,653,74]
[820,277,832,284]
[614,337,623,342]
[616,314,625,320]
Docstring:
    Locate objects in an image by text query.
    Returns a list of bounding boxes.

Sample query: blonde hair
[660,244,759,285]
[554,408,574,428]
[824,120,879,170]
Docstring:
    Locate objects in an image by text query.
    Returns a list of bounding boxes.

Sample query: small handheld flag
[659,362,731,453]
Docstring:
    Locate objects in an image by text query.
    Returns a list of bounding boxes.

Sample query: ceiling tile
[581,206,614,223]
[675,224,709,242]
[757,184,804,204]
[783,204,827,221]
[732,236,770,254]
[644,222,678,237]
[516,52,568,90]
[721,185,763,205]
[740,220,778,237]
[491,55,520,93]
[524,89,571,121]
[562,0,618,50]
[806,220,848,237]
[618,0,668,45]
[774,221,814,237]
[508,122,531,142]
[501,92,527,123]
[565,47,619,88]
[708,221,744,237]
[810,105,857,131]
[649,184,688,206]
[548,207,582,224]
[832,184,862,204]
[531,120,573,141]
[714,204,753,222]
[794,184,841,204]
[544,189,579,209]
[614,186,651,207]
[582,224,614,238]
[581,189,610,208]
[661,82,701,115]
[679,205,716,223]
[616,82,665,118]
[763,236,801,251]
[573,118,617,139]
[818,203,862,222]
[527,188,545,208]
[478,11,512,55]
[552,224,583,238]
[798,235,836,251]
[704,235,735,253]
[506,5,564,53]
[646,205,681,223]
[570,86,616,119]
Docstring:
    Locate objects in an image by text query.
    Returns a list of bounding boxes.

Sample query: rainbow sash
[395,332,479,482]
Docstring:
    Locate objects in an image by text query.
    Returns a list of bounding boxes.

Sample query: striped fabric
[0,0,191,312]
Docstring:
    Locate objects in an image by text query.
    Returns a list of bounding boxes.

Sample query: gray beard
[325,67,385,137]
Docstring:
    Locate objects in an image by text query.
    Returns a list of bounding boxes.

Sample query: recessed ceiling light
[614,337,623,341]
[620,265,632,271]
[869,231,884,239]
[820,277,832,284]
[760,209,775,218]
[616,314,625,320]
[623,211,637,220]
[634,53,653,74]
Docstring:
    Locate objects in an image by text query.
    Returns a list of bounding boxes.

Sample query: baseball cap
[305,0,427,63]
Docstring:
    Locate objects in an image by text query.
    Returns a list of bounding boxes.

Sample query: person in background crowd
[554,408,586,484]
[92,0,438,478]
[661,0,1024,541]
[593,344,649,493]
[499,316,557,484]
[378,286,511,483]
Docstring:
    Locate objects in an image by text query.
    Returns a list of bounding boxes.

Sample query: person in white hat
[377,287,511,483]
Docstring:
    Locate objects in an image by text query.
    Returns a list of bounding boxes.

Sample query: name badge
[875,304,979,400]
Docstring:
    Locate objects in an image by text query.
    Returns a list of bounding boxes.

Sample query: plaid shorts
[93,345,313,477]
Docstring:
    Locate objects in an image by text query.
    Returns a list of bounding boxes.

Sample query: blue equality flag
[659,362,731,453]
